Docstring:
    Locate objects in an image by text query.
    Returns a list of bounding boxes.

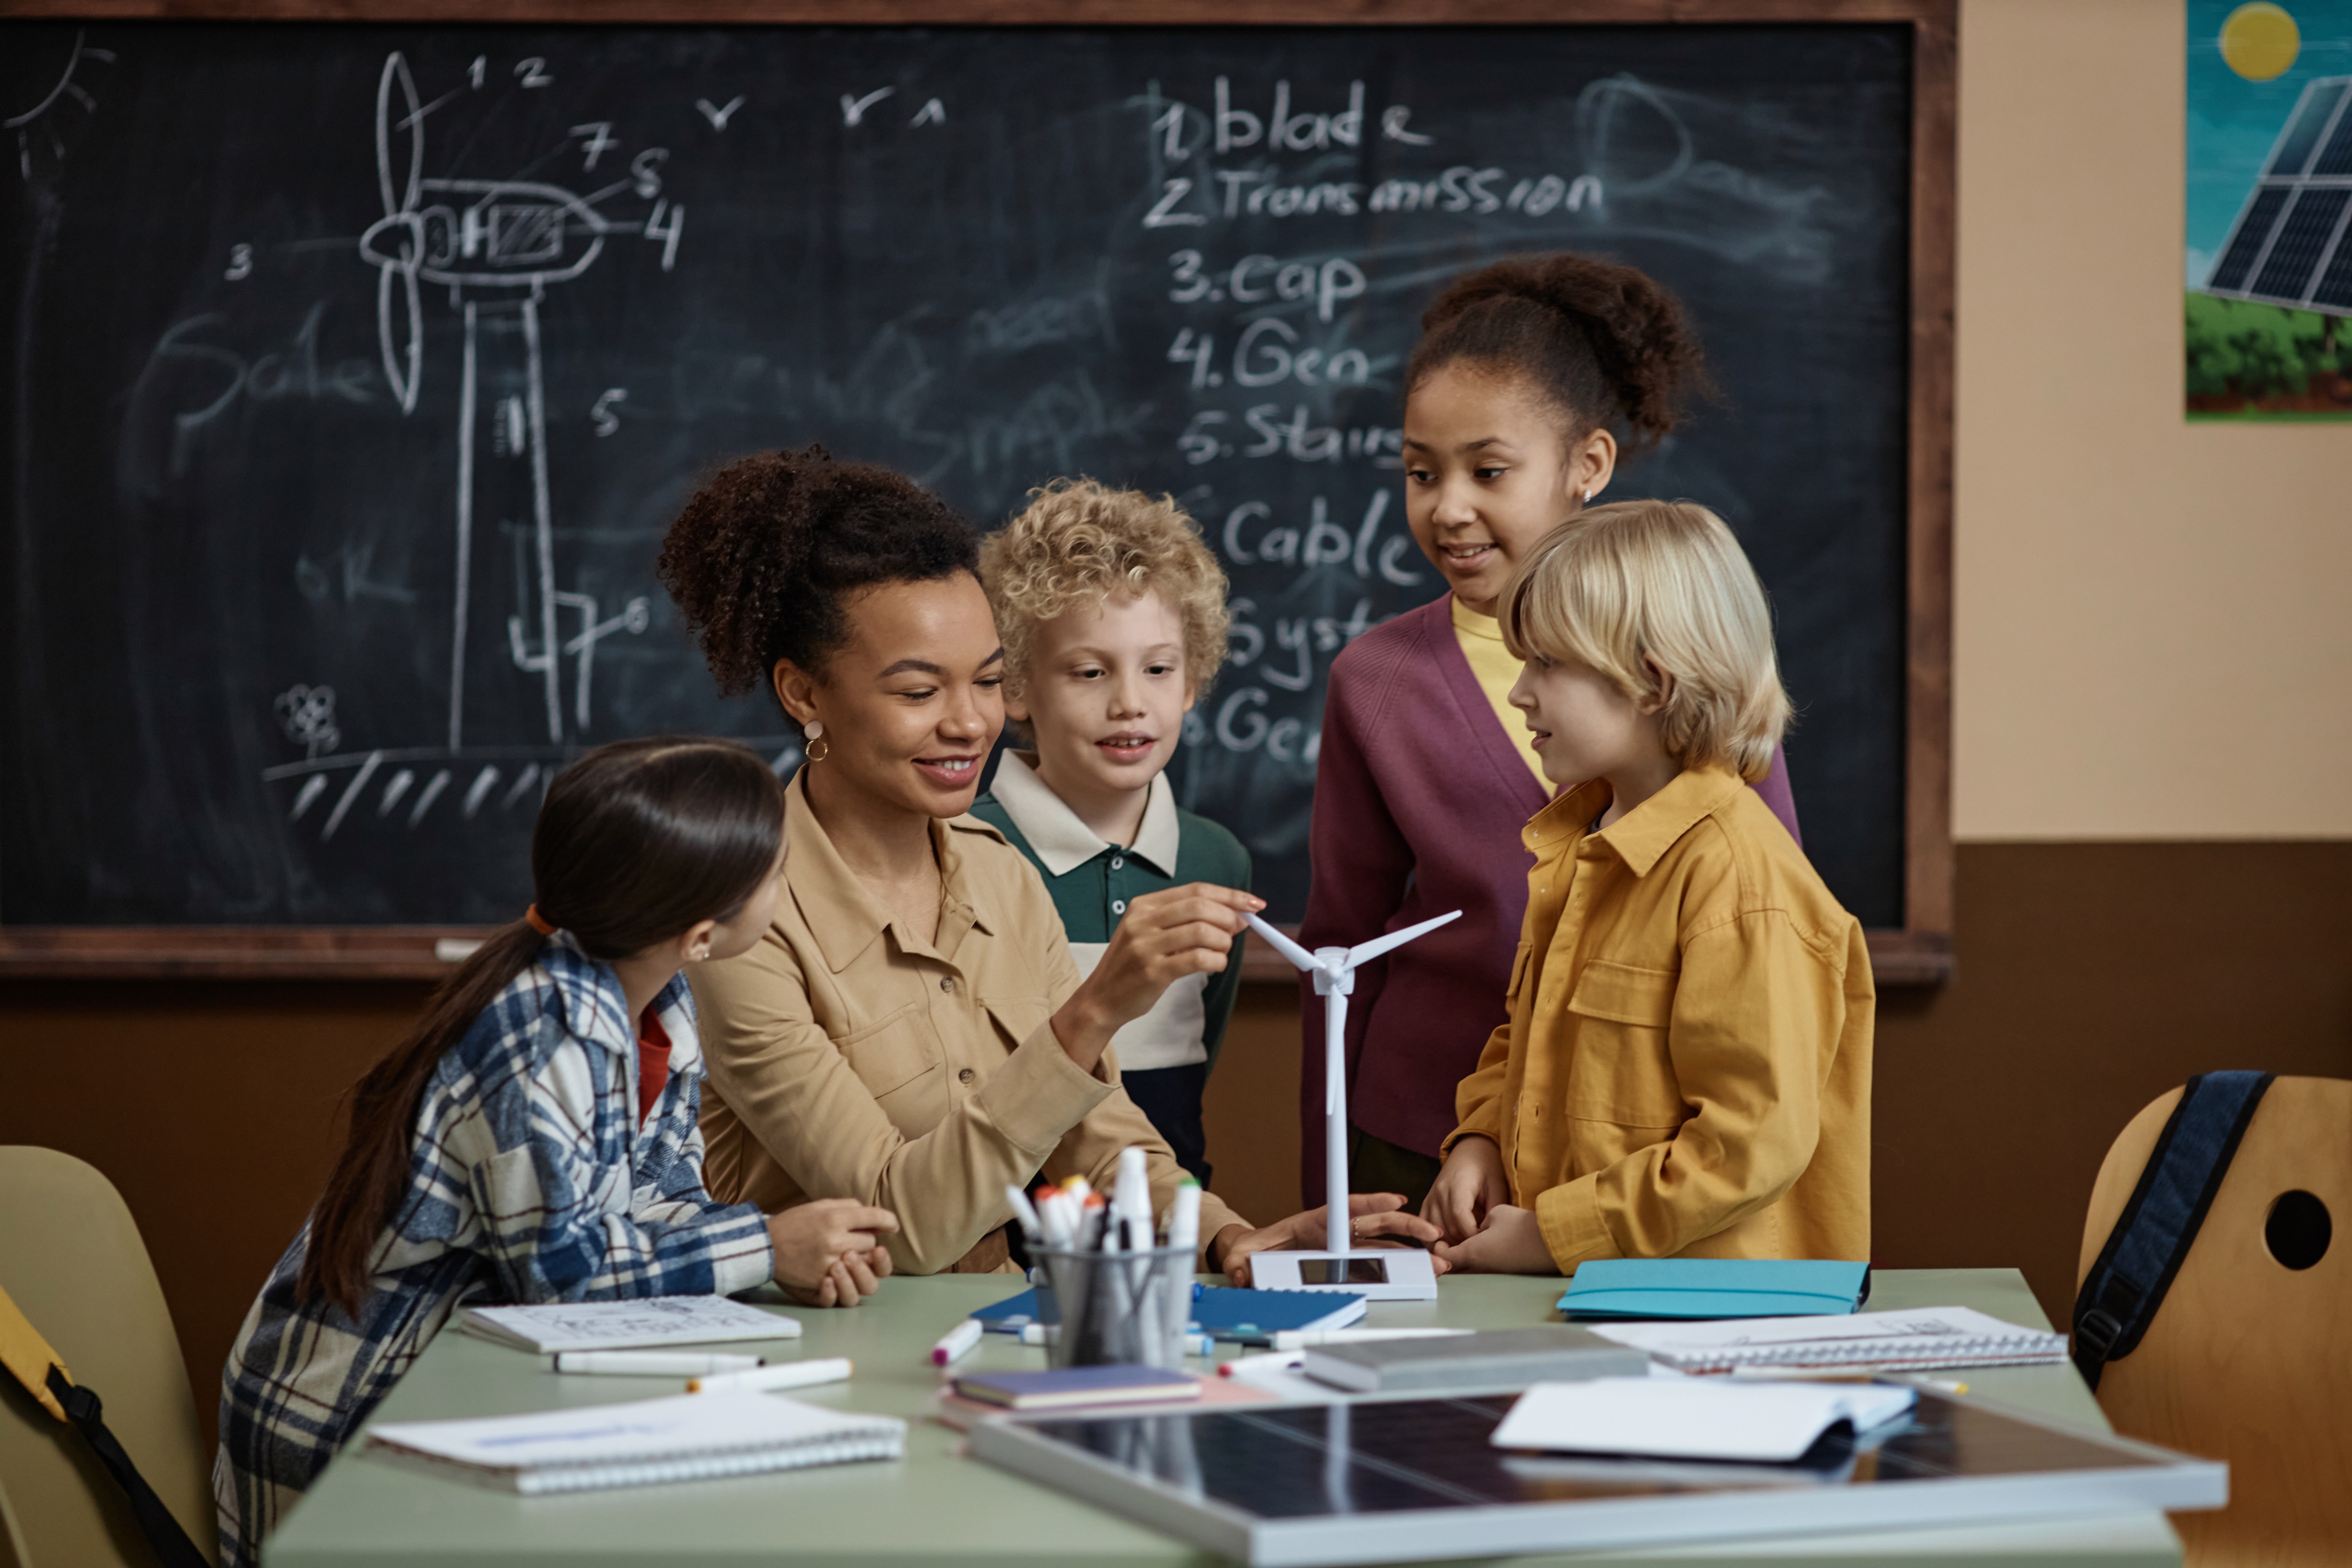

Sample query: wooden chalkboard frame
[0,0,1954,985]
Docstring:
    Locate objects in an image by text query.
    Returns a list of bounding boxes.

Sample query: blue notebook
[1557,1259,1872,1321]
[972,1284,1366,1344]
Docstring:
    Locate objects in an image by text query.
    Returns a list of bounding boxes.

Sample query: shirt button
[938,976,955,993]
[1110,856,1125,871]
[1111,899,1127,915]
[958,1068,976,1085]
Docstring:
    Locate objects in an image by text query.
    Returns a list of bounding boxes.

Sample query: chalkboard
[0,5,1954,979]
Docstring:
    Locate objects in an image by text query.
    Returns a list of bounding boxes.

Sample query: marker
[1268,1326,1474,1352]
[1218,1350,1307,1384]
[553,1350,763,1378]
[932,1318,984,1366]
[686,1357,853,1394]
[1726,1367,1971,1395]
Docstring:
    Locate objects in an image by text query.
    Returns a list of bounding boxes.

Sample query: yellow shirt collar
[1522,764,1749,878]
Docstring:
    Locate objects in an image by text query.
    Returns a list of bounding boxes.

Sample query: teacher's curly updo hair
[657,446,979,708]
[1407,252,1714,459]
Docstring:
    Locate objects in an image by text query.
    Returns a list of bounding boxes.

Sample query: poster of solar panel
[2188,1,2352,418]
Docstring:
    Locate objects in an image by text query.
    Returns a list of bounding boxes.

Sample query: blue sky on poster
[2187,1,2352,286]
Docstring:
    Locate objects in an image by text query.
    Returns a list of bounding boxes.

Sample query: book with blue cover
[1558,1259,1871,1321]
[972,1284,1366,1344]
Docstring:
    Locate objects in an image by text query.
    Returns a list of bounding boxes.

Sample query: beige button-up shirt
[691,769,1247,1275]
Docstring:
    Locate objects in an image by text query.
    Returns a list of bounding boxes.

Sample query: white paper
[368,1390,895,1472]
[1490,1377,1916,1463]
[458,1296,802,1353]
[1585,1306,2065,1372]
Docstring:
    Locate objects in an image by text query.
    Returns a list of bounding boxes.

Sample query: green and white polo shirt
[969,752,1251,1072]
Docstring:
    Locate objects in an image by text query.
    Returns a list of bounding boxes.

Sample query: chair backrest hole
[2264,1189,2332,1270]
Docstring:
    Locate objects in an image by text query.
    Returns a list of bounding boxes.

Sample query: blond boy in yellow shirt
[1426,500,1872,1276]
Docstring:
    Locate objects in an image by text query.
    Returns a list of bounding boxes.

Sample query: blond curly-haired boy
[973,479,1251,1183]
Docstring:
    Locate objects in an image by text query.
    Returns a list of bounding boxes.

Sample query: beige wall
[1955,0,2352,841]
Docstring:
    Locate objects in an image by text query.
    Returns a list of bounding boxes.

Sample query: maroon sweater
[1297,594,1801,1202]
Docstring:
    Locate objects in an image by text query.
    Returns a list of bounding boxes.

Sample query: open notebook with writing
[364,1391,903,1494]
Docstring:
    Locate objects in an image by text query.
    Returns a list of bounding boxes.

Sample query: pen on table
[685,1357,854,1394]
[1218,1350,1306,1383]
[1726,1366,1971,1395]
[932,1318,984,1367]
[552,1350,763,1378]
[1267,1326,1475,1352]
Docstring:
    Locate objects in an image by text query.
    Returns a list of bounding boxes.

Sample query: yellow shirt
[691,769,1246,1275]
[1445,765,1873,1272]
[1451,595,1550,791]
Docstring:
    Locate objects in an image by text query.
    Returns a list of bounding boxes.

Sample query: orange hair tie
[523,905,556,936]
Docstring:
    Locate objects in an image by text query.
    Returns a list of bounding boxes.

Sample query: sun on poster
[2187,1,2352,419]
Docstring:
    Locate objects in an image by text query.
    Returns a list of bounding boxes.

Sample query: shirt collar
[539,930,692,1056]
[781,768,992,974]
[1520,764,1747,877]
[985,752,1181,877]
[1449,593,1506,642]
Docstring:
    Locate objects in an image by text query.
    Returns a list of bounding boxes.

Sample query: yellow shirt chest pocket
[1562,960,1688,1128]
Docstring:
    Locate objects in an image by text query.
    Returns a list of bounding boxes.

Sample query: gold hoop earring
[805,736,830,763]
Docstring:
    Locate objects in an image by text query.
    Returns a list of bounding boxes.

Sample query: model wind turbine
[1245,908,1462,1300]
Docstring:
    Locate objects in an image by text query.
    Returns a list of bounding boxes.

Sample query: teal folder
[1557,1259,1871,1320]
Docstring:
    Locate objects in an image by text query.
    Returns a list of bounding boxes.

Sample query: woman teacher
[658,448,1441,1282]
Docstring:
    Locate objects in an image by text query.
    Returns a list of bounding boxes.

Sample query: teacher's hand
[1210,1194,1450,1288]
[1050,883,1263,1073]
[768,1199,898,1307]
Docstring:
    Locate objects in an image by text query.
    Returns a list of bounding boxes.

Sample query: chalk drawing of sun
[2221,2,2302,81]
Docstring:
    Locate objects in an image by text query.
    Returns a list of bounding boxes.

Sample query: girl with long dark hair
[214,738,898,1566]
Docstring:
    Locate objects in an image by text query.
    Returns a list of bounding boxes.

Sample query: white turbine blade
[1344,908,1463,969]
[1245,912,1317,972]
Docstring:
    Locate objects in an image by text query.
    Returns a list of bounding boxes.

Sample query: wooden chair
[2079,1076,2351,1566]
[0,1147,218,1568]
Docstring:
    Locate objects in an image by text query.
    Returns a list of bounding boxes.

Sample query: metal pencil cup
[1032,1243,1192,1370]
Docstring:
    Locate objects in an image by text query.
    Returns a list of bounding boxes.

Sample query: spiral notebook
[364,1390,904,1494]
[1586,1306,2066,1374]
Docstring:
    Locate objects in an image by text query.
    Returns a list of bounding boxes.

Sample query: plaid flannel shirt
[213,935,773,1565]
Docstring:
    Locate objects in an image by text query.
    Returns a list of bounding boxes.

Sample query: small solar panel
[2205,76,2352,312]
[2252,188,2352,299]
[2209,186,2293,293]
[2313,237,2352,310]
[2267,80,2346,176]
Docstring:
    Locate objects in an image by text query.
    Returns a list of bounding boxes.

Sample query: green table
[265,1269,2183,1567]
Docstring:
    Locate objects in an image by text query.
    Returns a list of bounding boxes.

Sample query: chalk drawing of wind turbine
[358,51,654,750]
[1244,909,1461,1299]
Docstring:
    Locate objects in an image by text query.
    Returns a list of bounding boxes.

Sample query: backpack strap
[0,1282,211,1568]
[2072,1070,2274,1391]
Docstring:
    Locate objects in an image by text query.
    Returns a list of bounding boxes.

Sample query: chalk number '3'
[224,245,253,281]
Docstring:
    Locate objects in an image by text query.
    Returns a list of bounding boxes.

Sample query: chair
[0,1147,218,1567]
[2078,1076,2351,1567]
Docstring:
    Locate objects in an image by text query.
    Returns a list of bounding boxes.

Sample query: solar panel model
[2204,75,2352,313]
[968,1391,2225,1566]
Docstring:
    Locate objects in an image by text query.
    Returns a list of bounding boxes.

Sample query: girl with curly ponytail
[1296,252,1803,1219]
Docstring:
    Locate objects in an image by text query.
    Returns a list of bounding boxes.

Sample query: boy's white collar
[987,751,1182,877]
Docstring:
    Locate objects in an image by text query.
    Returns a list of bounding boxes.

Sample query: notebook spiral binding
[1666,1332,2066,1375]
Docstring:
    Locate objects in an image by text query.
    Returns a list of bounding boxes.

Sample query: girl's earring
[804,720,829,764]
[1582,487,1594,505]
